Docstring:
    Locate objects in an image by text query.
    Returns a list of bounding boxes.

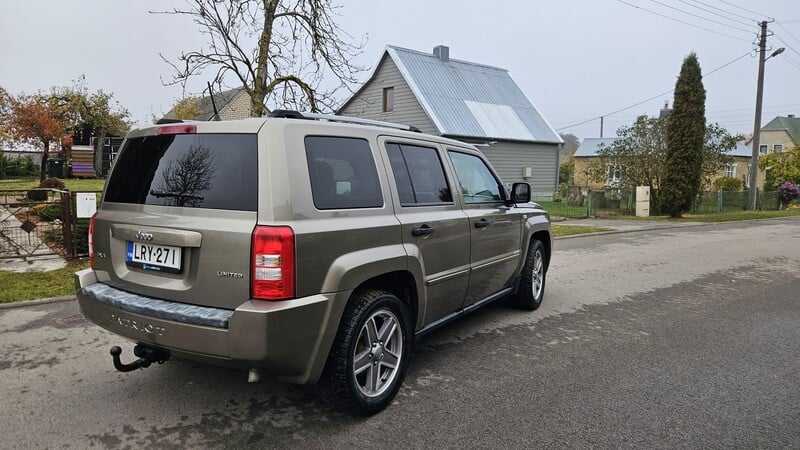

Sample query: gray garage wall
[477,141,559,195]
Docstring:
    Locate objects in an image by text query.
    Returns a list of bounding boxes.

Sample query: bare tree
[154,0,366,116]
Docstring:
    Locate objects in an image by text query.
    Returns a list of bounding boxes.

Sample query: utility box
[636,186,650,201]
[635,186,650,217]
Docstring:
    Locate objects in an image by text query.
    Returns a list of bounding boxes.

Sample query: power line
[775,21,800,47]
[616,0,753,42]
[704,51,753,75]
[555,51,753,132]
[685,0,756,23]
[772,34,800,58]
[716,0,771,19]
[648,0,753,33]
[678,0,754,27]
[782,55,800,73]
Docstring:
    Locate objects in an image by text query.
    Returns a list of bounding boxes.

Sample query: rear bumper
[75,269,348,384]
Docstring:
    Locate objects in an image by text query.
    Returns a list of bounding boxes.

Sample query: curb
[553,215,800,240]
[554,221,710,240]
[0,295,75,310]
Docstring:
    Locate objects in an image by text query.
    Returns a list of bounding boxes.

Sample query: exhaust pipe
[110,345,170,372]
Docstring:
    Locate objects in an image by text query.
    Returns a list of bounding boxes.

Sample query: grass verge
[552,224,612,237]
[586,208,800,222]
[0,260,88,304]
[0,177,106,191]
[680,209,800,222]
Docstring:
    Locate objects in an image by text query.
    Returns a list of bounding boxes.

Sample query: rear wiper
[149,189,204,201]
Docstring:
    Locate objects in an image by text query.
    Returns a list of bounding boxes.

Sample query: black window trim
[103,133,259,212]
[386,140,455,208]
[447,149,506,205]
[304,135,385,211]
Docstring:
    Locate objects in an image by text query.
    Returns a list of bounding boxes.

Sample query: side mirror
[511,182,530,204]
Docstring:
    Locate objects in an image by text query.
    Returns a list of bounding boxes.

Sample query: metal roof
[573,138,620,157]
[762,115,800,144]
[386,46,562,144]
[728,142,752,157]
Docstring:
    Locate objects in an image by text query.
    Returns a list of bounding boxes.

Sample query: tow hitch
[110,345,170,372]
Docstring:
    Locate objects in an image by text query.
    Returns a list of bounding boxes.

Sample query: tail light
[251,226,295,300]
[88,212,97,269]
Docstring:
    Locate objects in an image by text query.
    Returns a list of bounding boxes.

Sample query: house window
[725,163,736,178]
[774,144,783,154]
[759,145,768,155]
[606,164,624,186]
[382,87,394,112]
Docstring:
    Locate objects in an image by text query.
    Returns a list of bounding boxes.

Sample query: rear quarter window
[104,134,258,211]
[305,136,383,210]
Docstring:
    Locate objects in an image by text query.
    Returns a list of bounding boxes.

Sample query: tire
[323,289,412,414]
[512,239,547,310]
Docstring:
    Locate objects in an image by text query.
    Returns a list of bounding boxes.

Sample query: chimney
[433,45,450,62]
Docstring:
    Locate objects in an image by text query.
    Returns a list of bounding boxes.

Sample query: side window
[447,151,503,204]
[305,136,383,209]
[386,143,452,206]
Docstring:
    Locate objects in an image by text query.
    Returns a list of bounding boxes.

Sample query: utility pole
[748,21,768,210]
[600,116,604,138]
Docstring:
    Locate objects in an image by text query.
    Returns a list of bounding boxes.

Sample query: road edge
[0,295,75,310]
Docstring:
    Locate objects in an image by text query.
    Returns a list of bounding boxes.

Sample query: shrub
[40,177,67,190]
[27,178,67,201]
[75,219,90,255]
[0,154,39,178]
[778,182,800,209]
[713,176,742,192]
[38,203,62,222]
[27,189,48,201]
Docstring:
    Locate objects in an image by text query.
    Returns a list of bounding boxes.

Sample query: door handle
[474,219,491,229]
[411,225,435,237]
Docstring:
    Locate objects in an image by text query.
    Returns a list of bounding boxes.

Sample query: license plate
[126,241,182,273]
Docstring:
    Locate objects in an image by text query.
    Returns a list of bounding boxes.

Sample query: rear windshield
[105,133,258,211]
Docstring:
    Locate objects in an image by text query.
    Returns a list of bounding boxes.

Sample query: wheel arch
[351,270,419,331]
[529,230,552,272]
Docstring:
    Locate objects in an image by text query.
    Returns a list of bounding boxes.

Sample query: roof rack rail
[269,110,421,133]
[268,109,311,120]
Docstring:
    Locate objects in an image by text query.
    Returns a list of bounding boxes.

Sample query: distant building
[574,138,752,190]
[339,45,563,195]
[715,142,753,188]
[164,87,253,121]
[747,114,800,156]
[745,114,800,188]
[572,137,620,189]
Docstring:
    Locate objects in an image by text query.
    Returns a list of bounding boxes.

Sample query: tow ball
[110,345,170,372]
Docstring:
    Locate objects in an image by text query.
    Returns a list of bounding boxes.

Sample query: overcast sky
[2,0,798,141]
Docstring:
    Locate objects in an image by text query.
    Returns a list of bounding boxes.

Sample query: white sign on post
[76,193,97,218]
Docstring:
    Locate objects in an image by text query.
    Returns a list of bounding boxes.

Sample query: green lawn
[0,177,106,192]
[680,208,800,222]
[538,201,589,219]
[0,260,89,304]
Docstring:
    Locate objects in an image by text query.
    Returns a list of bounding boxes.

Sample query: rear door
[446,149,521,305]
[380,139,470,324]
[95,129,258,310]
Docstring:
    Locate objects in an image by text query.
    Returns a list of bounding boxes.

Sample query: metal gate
[0,188,72,260]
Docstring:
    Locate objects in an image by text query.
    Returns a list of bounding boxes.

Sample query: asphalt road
[2,218,799,448]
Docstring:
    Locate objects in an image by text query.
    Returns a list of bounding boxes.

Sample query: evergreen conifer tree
[662,53,706,218]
